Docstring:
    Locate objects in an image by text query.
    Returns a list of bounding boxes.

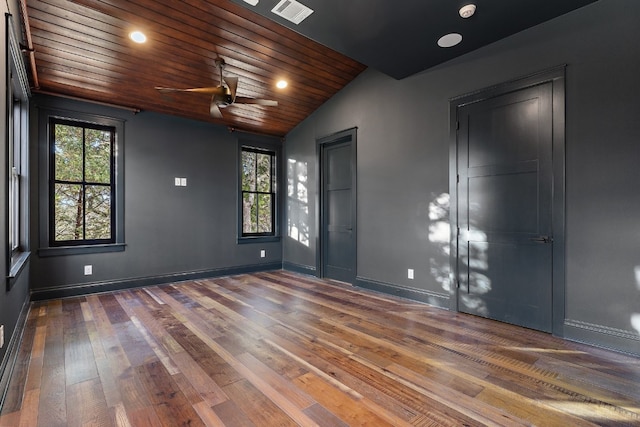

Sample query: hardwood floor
[1,270,639,426]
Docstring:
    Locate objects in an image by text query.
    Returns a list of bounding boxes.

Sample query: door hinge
[456,174,460,183]
[456,121,460,130]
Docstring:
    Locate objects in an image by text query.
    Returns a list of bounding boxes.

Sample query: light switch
[408,269,414,280]
[181,177,187,186]
[175,177,181,186]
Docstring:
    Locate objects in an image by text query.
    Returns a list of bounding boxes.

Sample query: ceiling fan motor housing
[215,87,234,107]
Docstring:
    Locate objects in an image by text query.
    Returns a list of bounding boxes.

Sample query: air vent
[271,0,314,25]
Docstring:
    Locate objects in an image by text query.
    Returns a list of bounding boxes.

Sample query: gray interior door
[321,134,356,283]
[457,82,554,332]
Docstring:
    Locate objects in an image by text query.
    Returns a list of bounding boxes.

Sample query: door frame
[448,67,566,336]
[316,128,357,282]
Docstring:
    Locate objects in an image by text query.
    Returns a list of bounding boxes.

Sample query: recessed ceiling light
[276,80,288,89]
[129,31,147,44]
[243,0,259,5]
[437,33,462,48]
[459,4,476,19]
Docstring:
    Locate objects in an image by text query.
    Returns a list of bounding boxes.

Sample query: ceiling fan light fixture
[129,31,147,44]
[276,80,288,89]
[437,33,462,48]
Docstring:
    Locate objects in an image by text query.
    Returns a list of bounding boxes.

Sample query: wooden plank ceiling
[23,0,367,136]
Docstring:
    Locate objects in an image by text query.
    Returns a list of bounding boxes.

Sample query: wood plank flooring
[1,270,639,426]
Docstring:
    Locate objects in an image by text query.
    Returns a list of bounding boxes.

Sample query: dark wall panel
[29,95,282,294]
[284,0,640,353]
[1,0,31,400]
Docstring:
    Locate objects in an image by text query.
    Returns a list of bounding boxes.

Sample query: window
[7,13,31,281]
[49,119,115,246]
[38,107,124,256]
[9,98,25,254]
[240,146,276,237]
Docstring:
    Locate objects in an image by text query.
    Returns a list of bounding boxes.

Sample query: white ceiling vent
[271,0,314,25]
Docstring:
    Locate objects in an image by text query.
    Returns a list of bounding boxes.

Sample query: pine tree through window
[50,119,115,245]
[241,147,276,236]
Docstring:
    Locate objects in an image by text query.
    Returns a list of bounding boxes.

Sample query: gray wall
[29,95,282,295]
[284,0,640,354]
[1,0,31,392]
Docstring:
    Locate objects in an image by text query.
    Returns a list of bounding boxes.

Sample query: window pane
[85,128,112,184]
[85,185,112,240]
[242,150,256,191]
[54,183,84,241]
[256,153,271,192]
[243,193,257,233]
[54,124,83,182]
[240,146,276,238]
[257,194,273,233]
[10,170,19,250]
[12,100,21,173]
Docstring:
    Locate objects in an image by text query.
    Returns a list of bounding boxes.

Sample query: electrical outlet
[260,250,266,258]
[84,265,93,275]
[408,269,414,280]
[0,325,4,349]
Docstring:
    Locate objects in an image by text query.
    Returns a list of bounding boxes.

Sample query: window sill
[38,243,126,257]
[8,251,31,279]
[237,236,281,245]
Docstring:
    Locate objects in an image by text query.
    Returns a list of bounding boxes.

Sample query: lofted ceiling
[22,0,366,137]
[21,0,598,137]
[234,0,599,80]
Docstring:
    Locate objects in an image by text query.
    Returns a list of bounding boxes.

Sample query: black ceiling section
[231,0,599,79]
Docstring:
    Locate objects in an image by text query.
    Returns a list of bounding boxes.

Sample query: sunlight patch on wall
[631,314,640,335]
[287,158,310,247]
[458,209,491,316]
[633,266,640,335]
[428,193,451,291]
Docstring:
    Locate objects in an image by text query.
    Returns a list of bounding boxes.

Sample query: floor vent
[271,0,314,25]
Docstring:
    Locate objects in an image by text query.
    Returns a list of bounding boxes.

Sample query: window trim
[6,12,31,285]
[48,118,116,247]
[38,107,125,257]
[237,138,282,244]
[241,146,276,237]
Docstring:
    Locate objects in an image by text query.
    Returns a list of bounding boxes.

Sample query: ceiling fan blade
[210,98,223,118]
[224,77,238,102]
[234,96,278,106]
[155,86,225,95]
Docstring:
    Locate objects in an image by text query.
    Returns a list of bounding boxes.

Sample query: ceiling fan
[155,58,278,119]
